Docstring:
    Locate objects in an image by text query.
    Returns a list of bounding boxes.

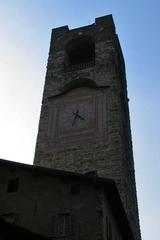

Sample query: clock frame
[47,87,106,148]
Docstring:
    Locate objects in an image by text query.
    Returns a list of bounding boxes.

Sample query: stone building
[0,159,134,240]
[0,14,141,240]
[0,216,49,240]
[34,15,141,240]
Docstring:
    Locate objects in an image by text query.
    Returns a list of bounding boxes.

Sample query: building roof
[0,217,49,240]
[0,158,135,240]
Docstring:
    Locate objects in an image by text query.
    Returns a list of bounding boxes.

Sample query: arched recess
[60,78,98,94]
[65,36,95,67]
[48,78,105,99]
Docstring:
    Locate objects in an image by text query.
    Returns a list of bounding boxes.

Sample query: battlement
[49,14,116,57]
[52,14,115,37]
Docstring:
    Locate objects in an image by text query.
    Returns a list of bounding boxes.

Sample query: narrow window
[108,222,112,240]
[7,178,19,193]
[106,217,112,240]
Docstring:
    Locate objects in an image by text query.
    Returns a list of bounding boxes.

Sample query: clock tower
[34,15,141,240]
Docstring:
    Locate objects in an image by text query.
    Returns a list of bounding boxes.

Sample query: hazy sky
[0,1,159,239]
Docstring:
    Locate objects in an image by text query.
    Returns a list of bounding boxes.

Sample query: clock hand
[72,110,79,117]
[72,110,79,125]
[77,115,85,120]
[72,110,85,121]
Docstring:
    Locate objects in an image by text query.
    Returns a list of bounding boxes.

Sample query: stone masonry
[34,15,141,240]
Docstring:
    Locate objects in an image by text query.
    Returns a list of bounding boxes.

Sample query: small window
[56,213,72,236]
[70,184,80,194]
[51,214,74,238]
[7,178,19,193]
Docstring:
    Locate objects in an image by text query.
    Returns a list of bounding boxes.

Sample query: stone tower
[34,15,141,240]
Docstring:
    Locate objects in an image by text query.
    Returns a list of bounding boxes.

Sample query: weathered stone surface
[0,159,132,240]
[34,15,141,240]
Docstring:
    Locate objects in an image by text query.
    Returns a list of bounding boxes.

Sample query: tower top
[49,14,116,63]
[34,15,141,239]
[52,14,115,36]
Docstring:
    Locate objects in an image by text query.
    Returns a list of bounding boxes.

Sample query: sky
[0,1,159,239]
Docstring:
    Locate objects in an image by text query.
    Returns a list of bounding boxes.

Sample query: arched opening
[66,36,95,68]
[60,78,98,94]
[48,78,102,99]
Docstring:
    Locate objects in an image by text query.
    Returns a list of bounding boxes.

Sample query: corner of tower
[49,25,69,56]
[95,14,116,34]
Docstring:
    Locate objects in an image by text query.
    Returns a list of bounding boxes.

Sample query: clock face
[47,87,105,148]
[58,96,95,135]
